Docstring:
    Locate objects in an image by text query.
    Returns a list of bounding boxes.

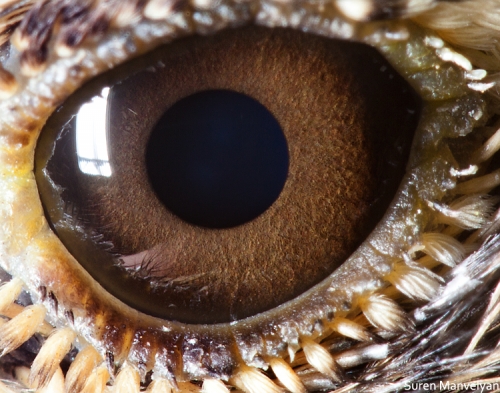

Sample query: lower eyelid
[0,1,499,392]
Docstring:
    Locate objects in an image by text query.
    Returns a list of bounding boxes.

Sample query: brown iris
[35,26,421,324]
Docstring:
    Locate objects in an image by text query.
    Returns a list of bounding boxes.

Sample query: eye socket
[0,1,497,392]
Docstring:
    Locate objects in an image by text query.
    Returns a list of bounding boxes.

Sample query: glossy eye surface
[35,26,421,324]
[0,1,500,393]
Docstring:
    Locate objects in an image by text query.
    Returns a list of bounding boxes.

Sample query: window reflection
[75,87,112,177]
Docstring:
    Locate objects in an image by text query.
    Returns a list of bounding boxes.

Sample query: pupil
[145,89,289,228]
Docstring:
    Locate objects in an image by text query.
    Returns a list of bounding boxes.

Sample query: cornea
[0,0,499,392]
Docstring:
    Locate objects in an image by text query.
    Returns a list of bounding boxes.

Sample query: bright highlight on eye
[75,87,112,178]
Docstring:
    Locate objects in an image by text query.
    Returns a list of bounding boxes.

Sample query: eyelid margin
[0,0,496,390]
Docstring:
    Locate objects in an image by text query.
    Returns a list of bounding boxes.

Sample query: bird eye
[0,1,498,393]
[35,26,420,325]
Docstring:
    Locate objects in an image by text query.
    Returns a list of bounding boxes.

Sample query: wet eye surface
[35,26,421,324]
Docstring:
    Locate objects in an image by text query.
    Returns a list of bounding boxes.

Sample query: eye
[35,26,421,326]
[0,1,499,393]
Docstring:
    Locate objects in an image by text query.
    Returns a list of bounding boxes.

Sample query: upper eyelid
[0,1,496,390]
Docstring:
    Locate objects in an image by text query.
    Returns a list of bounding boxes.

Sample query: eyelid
[0,0,497,391]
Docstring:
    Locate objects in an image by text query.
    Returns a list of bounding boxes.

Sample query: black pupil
[145,89,289,228]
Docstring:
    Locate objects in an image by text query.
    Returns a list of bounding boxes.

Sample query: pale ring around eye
[0,1,498,392]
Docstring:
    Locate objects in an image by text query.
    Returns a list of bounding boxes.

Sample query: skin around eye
[0,1,499,393]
